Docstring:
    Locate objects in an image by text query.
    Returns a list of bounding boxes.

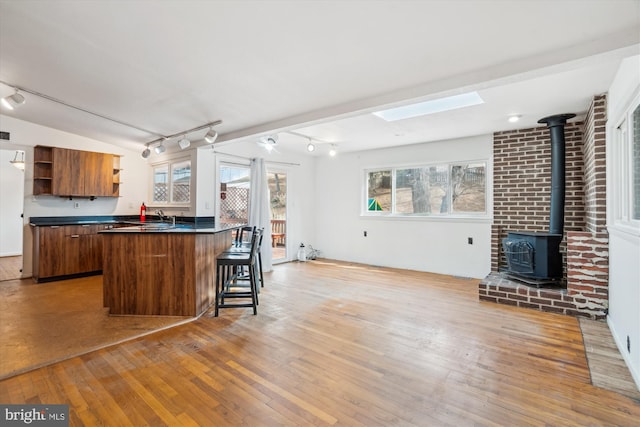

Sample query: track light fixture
[204,128,218,144]
[307,141,316,152]
[155,140,166,154]
[258,135,278,152]
[178,136,191,149]
[140,120,222,158]
[329,145,337,157]
[141,144,151,158]
[1,90,26,110]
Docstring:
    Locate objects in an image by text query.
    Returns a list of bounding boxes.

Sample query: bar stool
[224,227,265,288]
[215,228,262,316]
[234,226,255,248]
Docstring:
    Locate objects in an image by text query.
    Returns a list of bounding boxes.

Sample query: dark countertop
[29,215,216,228]
[100,223,243,234]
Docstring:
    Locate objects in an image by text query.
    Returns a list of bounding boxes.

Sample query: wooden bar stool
[215,229,262,316]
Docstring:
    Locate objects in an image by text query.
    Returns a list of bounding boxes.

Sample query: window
[171,160,191,203]
[633,103,640,220]
[364,162,487,217]
[367,170,391,212]
[152,164,168,203]
[152,159,191,205]
[219,164,250,225]
[612,93,640,229]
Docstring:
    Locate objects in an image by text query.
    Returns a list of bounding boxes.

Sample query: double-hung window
[152,158,191,205]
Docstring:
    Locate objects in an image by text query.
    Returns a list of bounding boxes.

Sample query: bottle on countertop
[140,202,146,222]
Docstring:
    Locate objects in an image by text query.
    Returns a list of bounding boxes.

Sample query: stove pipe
[537,113,576,235]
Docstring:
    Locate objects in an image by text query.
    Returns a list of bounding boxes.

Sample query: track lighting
[1,90,26,110]
[329,145,337,157]
[258,135,278,152]
[140,120,222,157]
[141,144,151,158]
[155,140,166,154]
[178,136,190,149]
[307,142,316,152]
[9,150,25,170]
[204,128,218,144]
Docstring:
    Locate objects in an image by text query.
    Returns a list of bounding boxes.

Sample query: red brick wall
[491,122,585,275]
[582,94,608,234]
[482,95,609,319]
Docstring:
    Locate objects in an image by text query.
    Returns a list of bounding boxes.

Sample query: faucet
[155,210,165,221]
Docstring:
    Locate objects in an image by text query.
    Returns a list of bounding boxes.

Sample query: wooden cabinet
[33,146,121,198]
[33,146,53,195]
[32,224,111,282]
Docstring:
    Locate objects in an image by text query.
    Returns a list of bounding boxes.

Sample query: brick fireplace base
[479,272,605,320]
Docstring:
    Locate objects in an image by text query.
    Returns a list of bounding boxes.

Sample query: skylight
[372,91,484,122]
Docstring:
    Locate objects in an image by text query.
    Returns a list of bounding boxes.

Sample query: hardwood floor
[1,259,639,426]
[0,255,22,281]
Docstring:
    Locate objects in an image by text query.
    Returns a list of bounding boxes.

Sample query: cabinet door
[78,225,103,272]
[64,233,82,275]
[52,148,84,196]
[84,152,114,196]
[36,226,69,278]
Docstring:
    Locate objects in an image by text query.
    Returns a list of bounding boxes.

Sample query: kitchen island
[101,223,241,317]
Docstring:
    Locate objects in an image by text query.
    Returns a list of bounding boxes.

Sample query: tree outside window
[365,162,486,216]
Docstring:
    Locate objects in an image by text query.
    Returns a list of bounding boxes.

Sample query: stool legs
[214,261,258,316]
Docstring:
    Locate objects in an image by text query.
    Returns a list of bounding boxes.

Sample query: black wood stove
[502,113,575,286]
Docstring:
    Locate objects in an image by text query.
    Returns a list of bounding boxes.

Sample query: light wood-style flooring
[1,260,639,426]
[0,255,22,281]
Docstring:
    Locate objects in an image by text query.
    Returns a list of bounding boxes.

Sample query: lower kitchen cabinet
[32,224,111,282]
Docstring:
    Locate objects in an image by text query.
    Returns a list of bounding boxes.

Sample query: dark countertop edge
[29,215,215,227]
[99,224,244,234]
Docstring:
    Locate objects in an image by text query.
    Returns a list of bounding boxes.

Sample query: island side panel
[103,233,197,316]
[194,230,233,316]
[166,234,196,316]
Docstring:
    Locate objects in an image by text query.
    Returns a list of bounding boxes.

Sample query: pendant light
[9,150,25,170]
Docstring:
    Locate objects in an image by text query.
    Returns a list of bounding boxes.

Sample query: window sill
[360,213,492,223]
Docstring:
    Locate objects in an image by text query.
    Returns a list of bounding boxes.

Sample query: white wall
[0,114,150,277]
[606,55,640,390]
[313,135,493,279]
[0,148,25,256]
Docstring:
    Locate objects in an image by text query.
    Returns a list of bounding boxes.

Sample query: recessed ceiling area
[0,1,638,154]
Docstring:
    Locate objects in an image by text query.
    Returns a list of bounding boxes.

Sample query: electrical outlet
[468,237,473,245]
[74,202,80,209]
[364,231,367,237]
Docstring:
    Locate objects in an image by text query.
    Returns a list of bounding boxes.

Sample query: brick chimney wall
[490,122,585,275]
[480,94,609,319]
[566,94,609,317]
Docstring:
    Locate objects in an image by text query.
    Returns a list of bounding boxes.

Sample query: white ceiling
[1,0,639,156]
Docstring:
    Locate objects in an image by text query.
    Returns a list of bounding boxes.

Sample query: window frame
[362,159,490,220]
[150,157,192,207]
[609,90,640,235]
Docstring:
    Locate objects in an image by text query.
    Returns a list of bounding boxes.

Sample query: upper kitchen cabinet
[33,146,121,198]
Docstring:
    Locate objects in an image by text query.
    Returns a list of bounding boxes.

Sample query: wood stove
[502,113,575,285]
